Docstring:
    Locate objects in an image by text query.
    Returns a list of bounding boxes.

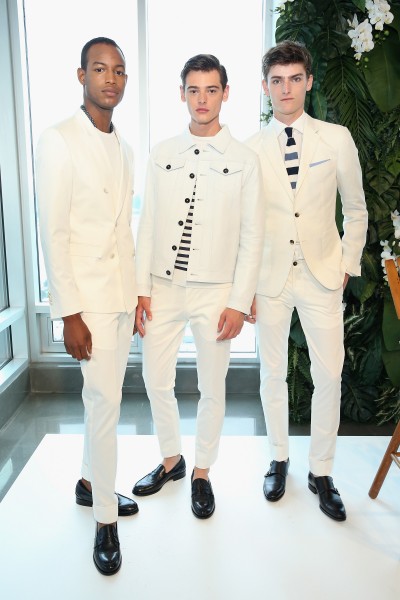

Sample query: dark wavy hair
[262,40,312,79]
[180,54,228,90]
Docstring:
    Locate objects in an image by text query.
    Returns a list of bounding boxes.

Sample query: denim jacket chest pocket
[155,158,186,194]
[208,161,244,197]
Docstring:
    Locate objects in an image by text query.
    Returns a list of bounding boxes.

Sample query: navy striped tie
[284,127,299,191]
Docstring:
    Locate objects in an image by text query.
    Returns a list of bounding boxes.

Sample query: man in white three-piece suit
[246,40,368,521]
[36,37,138,575]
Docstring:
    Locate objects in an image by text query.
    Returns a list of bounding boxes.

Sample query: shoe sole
[308,483,347,522]
[76,498,139,517]
[132,471,186,496]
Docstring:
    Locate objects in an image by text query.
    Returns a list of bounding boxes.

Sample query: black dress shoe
[191,472,215,519]
[93,523,121,576]
[308,472,347,522]
[263,459,289,501]
[132,455,186,496]
[75,480,139,516]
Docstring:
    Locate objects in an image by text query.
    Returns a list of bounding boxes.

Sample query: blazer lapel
[295,115,319,195]
[114,130,128,220]
[262,123,294,201]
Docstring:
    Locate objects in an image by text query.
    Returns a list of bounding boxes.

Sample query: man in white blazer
[36,38,138,575]
[132,54,264,518]
[247,40,368,521]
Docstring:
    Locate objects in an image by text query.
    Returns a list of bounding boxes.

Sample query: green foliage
[375,386,400,424]
[274,0,400,424]
[364,28,400,112]
[287,338,313,423]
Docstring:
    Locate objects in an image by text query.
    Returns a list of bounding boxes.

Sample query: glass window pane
[0,176,9,311]
[147,0,262,358]
[23,0,141,302]
[0,328,12,370]
[147,0,264,146]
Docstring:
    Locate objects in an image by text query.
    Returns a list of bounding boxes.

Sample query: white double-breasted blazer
[246,114,368,297]
[36,110,137,319]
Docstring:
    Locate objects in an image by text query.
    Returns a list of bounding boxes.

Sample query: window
[0,0,29,390]
[147,0,264,146]
[0,330,12,371]
[0,185,9,313]
[0,185,12,371]
[23,0,141,305]
[22,0,271,363]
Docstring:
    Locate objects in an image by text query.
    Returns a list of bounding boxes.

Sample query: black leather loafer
[93,523,121,576]
[132,455,186,496]
[75,480,139,516]
[263,459,289,501]
[308,472,347,522]
[191,474,215,519]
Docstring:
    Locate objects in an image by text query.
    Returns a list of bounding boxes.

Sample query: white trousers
[80,311,134,523]
[143,278,232,469]
[256,261,344,476]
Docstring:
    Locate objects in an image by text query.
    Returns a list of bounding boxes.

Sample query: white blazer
[246,114,368,296]
[36,110,137,319]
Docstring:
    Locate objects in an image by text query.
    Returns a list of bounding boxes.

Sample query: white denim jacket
[136,125,265,314]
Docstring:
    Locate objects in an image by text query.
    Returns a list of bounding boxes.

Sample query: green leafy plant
[271,0,400,423]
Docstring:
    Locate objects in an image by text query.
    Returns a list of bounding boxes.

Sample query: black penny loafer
[132,455,186,496]
[191,473,215,519]
[93,522,121,576]
[75,480,139,516]
[308,472,347,522]
[263,459,289,502]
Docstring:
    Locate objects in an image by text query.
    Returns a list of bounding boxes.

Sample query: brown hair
[262,40,312,79]
[180,54,228,90]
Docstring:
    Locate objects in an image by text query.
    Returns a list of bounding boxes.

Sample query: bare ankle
[163,455,181,473]
[82,478,92,492]
[193,467,209,481]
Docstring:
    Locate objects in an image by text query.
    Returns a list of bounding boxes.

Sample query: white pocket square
[309,159,331,167]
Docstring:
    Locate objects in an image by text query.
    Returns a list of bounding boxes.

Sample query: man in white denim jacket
[132,54,264,518]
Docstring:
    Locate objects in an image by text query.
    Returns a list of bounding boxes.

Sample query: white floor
[0,434,399,600]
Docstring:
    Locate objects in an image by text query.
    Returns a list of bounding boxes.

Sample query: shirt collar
[272,112,306,137]
[178,124,232,154]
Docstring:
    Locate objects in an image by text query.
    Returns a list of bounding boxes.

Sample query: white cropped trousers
[142,277,232,469]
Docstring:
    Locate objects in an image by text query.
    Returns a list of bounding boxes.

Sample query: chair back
[385,257,400,319]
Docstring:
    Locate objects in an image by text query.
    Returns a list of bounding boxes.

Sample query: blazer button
[295,212,300,217]
[194,149,200,155]
[185,198,190,203]
[110,253,115,259]
[166,270,171,275]
[166,164,171,170]
[293,261,298,266]
[223,168,229,174]
[290,240,294,244]
[172,245,177,251]
[104,188,109,193]
[178,220,184,226]
[189,173,195,178]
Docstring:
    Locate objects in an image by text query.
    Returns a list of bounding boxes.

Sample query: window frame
[0,0,30,392]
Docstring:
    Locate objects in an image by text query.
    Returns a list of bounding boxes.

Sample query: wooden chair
[368,257,400,499]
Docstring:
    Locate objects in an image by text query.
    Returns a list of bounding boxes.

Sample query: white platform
[0,434,399,599]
